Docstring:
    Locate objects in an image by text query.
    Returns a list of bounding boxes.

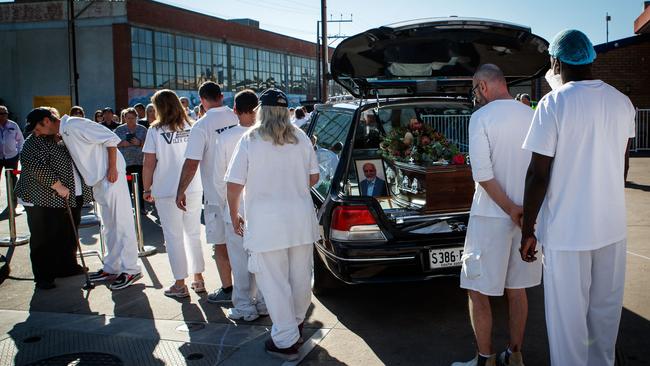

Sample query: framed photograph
[354,158,389,197]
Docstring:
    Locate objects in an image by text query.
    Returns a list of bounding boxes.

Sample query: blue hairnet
[549,29,596,65]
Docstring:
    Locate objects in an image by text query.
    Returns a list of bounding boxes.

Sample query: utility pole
[68,0,79,105]
[316,14,352,102]
[320,0,328,101]
[606,12,611,47]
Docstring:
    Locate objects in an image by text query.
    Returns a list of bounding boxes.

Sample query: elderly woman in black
[15,107,93,290]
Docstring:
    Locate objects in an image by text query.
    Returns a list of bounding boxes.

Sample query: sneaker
[227,308,259,322]
[451,354,496,366]
[264,338,299,361]
[109,272,142,290]
[207,287,232,303]
[256,301,269,316]
[88,269,116,282]
[190,280,206,293]
[498,350,524,366]
[164,284,189,298]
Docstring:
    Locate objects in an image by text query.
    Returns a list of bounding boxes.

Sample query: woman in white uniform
[226,88,319,361]
[142,89,205,298]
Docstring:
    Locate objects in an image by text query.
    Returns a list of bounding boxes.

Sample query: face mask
[545,69,563,90]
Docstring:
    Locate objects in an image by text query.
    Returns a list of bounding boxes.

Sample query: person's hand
[107,166,118,183]
[130,138,141,146]
[231,214,245,237]
[53,184,70,199]
[175,192,186,211]
[509,205,524,228]
[520,233,538,262]
[143,191,154,203]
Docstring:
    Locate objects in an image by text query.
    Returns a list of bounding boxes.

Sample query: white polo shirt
[522,80,636,251]
[225,128,320,253]
[143,122,202,199]
[468,99,533,218]
[215,125,250,223]
[184,106,238,205]
[60,115,125,186]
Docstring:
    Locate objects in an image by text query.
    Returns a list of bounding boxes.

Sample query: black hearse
[307,17,549,294]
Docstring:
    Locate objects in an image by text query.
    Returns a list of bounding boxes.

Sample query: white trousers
[544,240,626,366]
[225,223,265,316]
[249,244,313,348]
[155,193,205,280]
[93,174,141,275]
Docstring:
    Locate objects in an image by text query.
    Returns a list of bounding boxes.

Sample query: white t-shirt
[469,99,533,218]
[142,122,202,199]
[215,125,250,223]
[60,115,125,186]
[184,106,238,205]
[293,117,309,128]
[225,128,320,253]
[522,80,636,251]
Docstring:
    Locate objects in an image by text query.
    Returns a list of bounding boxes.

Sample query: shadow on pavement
[311,277,551,366]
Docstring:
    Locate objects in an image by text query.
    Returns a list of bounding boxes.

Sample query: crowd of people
[4,80,317,360]
[0,27,634,365]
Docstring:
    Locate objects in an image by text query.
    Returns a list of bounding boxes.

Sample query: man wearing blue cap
[520,30,636,366]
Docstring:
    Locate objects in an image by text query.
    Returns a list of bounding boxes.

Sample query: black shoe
[35,281,56,290]
[108,272,143,290]
[88,269,116,282]
[264,338,300,361]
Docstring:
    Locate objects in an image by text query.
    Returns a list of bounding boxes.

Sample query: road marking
[216,323,231,364]
[627,250,650,261]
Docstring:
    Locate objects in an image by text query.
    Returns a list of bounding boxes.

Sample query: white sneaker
[451,355,496,366]
[227,308,259,322]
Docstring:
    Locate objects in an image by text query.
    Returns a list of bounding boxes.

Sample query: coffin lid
[330,17,550,98]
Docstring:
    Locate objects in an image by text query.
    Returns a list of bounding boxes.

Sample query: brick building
[537,2,650,109]
[0,0,336,125]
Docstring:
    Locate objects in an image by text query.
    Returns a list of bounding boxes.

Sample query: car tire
[312,247,341,296]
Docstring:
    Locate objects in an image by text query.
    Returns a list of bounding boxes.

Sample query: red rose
[452,154,465,165]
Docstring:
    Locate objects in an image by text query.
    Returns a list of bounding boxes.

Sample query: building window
[270,52,285,90]
[195,39,213,87]
[131,27,153,88]
[244,47,259,90]
[288,55,316,95]
[154,31,176,89]
[212,42,228,88]
[176,35,195,90]
[230,45,245,92]
[258,50,270,89]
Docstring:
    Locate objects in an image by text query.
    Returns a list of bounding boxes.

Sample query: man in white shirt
[453,64,541,366]
[520,30,635,366]
[0,105,24,216]
[215,89,266,321]
[176,81,239,303]
[27,108,142,291]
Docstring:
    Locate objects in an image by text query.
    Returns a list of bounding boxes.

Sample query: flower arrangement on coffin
[380,118,466,165]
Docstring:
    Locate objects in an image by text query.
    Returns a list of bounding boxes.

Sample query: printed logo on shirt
[161,129,191,144]
[215,125,237,135]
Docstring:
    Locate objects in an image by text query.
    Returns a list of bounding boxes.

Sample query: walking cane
[64,199,95,291]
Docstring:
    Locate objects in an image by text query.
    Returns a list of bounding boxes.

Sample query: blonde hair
[253,105,298,145]
[150,89,191,131]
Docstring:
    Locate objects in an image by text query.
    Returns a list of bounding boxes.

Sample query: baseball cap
[103,107,114,113]
[259,88,288,107]
[25,107,55,125]
[549,29,596,65]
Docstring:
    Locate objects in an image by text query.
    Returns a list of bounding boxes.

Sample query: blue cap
[549,29,597,65]
[259,88,288,107]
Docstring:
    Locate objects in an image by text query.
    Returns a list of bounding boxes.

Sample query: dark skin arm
[520,153,553,262]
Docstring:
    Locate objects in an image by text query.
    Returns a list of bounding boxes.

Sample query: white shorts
[460,216,542,296]
[204,204,226,245]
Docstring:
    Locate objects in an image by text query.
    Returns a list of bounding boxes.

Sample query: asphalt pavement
[0,157,649,365]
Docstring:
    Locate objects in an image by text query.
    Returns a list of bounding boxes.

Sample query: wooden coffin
[384,160,474,214]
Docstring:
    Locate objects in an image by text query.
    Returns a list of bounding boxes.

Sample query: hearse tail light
[330,206,387,242]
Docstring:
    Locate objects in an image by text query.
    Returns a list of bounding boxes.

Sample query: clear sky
[153,0,645,46]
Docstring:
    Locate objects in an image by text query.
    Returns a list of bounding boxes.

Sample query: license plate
[429,247,463,269]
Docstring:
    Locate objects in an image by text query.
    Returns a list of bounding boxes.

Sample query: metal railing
[633,109,650,151]
[420,114,472,153]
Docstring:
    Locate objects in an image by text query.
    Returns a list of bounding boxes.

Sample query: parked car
[308,17,549,294]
